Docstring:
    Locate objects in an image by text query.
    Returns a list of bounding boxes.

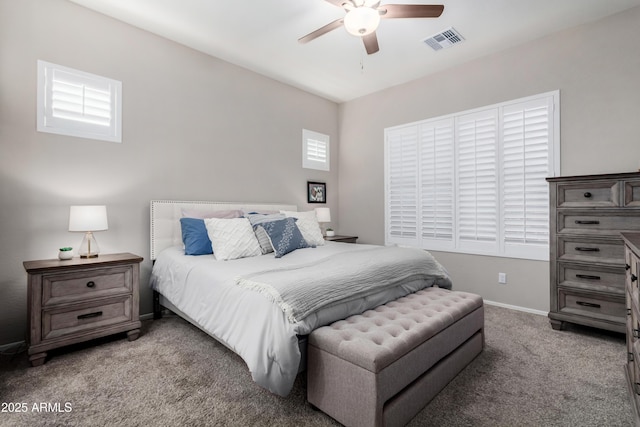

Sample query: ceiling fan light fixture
[344,7,380,36]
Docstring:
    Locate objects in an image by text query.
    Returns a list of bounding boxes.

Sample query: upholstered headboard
[149,200,297,260]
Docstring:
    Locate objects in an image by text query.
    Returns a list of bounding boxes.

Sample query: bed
[149,200,452,396]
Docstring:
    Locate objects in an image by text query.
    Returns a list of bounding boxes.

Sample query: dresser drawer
[557,211,640,235]
[629,294,634,344]
[557,289,625,324]
[557,236,623,265]
[42,295,132,340]
[557,181,619,208]
[629,293,637,346]
[558,263,625,294]
[42,266,133,306]
[626,180,640,208]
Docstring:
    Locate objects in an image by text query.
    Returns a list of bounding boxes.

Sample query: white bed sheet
[150,242,438,396]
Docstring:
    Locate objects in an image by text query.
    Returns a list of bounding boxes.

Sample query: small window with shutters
[384,91,559,261]
[37,60,122,143]
[302,129,330,171]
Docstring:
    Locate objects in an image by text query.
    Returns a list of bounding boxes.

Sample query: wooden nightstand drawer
[43,295,132,340]
[556,180,619,208]
[42,265,133,306]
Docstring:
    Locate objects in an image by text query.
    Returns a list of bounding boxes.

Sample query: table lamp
[315,207,332,236]
[69,205,108,258]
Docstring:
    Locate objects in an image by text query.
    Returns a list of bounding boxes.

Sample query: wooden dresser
[547,172,640,333]
[24,253,143,366]
[622,232,640,424]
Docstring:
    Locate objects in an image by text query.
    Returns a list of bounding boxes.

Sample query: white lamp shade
[69,205,108,231]
[315,207,331,223]
[344,7,381,36]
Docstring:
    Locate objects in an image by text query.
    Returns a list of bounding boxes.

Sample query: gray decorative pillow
[258,217,313,258]
[246,213,286,254]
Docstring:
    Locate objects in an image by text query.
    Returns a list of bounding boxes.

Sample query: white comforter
[150,242,446,396]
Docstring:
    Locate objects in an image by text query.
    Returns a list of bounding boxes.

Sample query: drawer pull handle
[576,274,601,280]
[575,220,600,225]
[634,329,640,339]
[77,311,103,320]
[630,352,635,362]
[583,192,592,198]
[632,274,638,283]
[86,281,96,288]
[627,264,631,271]
[576,301,601,309]
[575,247,600,252]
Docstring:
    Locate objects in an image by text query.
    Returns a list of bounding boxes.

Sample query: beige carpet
[0,305,632,427]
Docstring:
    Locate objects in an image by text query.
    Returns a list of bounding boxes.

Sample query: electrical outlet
[498,272,507,284]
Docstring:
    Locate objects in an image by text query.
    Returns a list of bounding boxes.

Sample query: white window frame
[384,91,560,261]
[37,60,122,143]
[302,129,330,171]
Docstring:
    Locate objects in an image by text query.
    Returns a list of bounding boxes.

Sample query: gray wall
[0,0,339,345]
[338,6,640,312]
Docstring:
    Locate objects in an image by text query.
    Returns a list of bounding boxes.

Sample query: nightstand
[324,235,358,244]
[23,253,143,366]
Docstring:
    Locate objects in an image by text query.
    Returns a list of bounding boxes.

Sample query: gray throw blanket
[235,246,452,323]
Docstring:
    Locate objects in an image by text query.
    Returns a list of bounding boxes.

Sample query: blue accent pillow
[180,217,213,255]
[259,217,313,258]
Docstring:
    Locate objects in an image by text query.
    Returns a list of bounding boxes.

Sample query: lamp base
[78,231,100,258]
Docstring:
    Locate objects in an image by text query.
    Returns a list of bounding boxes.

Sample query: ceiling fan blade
[298,18,344,44]
[379,4,444,19]
[362,32,380,55]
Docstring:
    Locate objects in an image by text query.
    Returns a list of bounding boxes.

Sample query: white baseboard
[483,299,547,317]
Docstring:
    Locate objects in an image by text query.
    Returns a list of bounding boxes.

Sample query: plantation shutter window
[456,110,499,254]
[419,118,455,250]
[385,126,419,246]
[37,61,122,143]
[302,129,330,171]
[384,91,559,261]
[501,97,554,259]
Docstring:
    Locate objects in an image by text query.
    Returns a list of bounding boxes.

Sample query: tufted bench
[307,287,484,427]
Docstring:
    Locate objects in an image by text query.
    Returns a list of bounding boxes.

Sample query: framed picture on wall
[307,181,326,204]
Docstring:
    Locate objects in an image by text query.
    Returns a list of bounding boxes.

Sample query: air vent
[423,27,464,51]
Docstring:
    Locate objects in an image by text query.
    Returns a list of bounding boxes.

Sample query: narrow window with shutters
[501,97,554,259]
[37,61,122,143]
[385,126,419,246]
[456,110,499,254]
[419,118,455,250]
[302,129,330,171]
[385,91,559,261]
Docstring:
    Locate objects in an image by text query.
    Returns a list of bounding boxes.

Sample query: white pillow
[280,210,325,246]
[204,218,262,261]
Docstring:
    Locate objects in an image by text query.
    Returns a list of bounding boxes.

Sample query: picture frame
[307,181,326,204]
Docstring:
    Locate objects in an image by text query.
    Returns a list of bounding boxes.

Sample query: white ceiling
[69,0,640,103]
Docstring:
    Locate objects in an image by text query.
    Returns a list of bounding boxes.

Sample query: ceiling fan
[298,0,444,55]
